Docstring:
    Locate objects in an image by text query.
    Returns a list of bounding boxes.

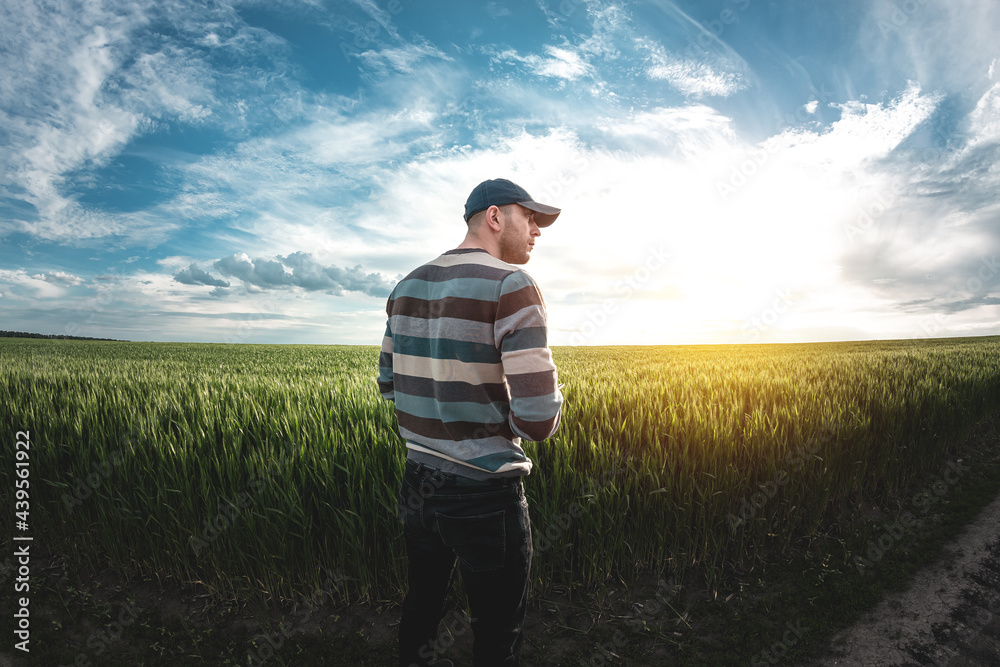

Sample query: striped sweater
[378,248,563,479]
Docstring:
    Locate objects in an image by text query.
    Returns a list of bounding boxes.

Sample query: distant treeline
[0,330,127,342]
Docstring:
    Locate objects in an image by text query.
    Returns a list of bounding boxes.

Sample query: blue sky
[1,0,998,345]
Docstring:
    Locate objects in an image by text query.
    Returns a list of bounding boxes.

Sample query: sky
[1,0,998,346]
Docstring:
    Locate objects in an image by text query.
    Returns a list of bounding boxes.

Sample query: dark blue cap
[463,178,561,227]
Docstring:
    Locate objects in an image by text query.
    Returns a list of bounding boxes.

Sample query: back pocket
[437,509,506,572]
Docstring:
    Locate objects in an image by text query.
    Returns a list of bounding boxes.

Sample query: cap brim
[519,201,561,227]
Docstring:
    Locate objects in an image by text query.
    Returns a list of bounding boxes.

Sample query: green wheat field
[3,336,1000,606]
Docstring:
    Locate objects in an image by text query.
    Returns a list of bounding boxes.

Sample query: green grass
[2,335,1000,616]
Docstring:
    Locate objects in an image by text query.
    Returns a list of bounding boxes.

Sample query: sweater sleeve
[377,307,395,402]
[494,270,563,441]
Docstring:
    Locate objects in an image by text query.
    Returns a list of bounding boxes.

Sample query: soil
[3,415,1000,666]
[5,504,998,667]
[803,493,1000,667]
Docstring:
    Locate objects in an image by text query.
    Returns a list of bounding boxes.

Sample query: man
[379,178,564,667]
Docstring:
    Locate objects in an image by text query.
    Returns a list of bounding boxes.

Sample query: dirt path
[805,492,1000,666]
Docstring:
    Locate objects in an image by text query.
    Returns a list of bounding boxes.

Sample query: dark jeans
[397,459,532,667]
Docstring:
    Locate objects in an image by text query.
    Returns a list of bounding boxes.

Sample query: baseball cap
[463,178,561,227]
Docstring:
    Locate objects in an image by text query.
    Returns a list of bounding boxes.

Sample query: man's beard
[498,227,530,264]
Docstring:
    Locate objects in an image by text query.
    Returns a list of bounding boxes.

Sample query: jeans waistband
[404,459,521,488]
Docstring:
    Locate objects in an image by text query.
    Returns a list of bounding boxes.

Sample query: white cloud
[150,80,989,344]
[44,271,86,286]
[639,38,748,98]
[0,2,148,241]
[647,56,746,97]
[3,0,998,345]
[302,105,439,165]
[864,0,1000,94]
[62,267,382,343]
[122,49,215,121]
[348,0,401,42]
[485,2,510,19]
[596,105,737,157]
[173,264,231,288]
[493,45,594,81]
[201,252,394,296]
[0,0,297,244]
[966,82,1000,146]
[152,97,450,249]
[829,84,939,155]
[357,41,453,75]
[156,256,197,270]
[0,269,72,299]
[766,83,940,176]
[535,46,594,80]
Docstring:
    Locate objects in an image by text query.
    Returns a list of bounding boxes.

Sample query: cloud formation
[197,252,395,297]
[173,264,230,288]
[645,51,747,98]
[494,45,595,82]
[0,0,298,243]
[2,0,999,344]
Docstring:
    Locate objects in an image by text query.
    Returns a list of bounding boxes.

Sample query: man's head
[464,179,560,228]
[463,179,560,265]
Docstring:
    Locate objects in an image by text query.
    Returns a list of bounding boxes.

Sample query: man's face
[497,204,541,264]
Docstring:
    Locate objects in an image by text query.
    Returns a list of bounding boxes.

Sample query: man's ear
[485,205,502,232]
